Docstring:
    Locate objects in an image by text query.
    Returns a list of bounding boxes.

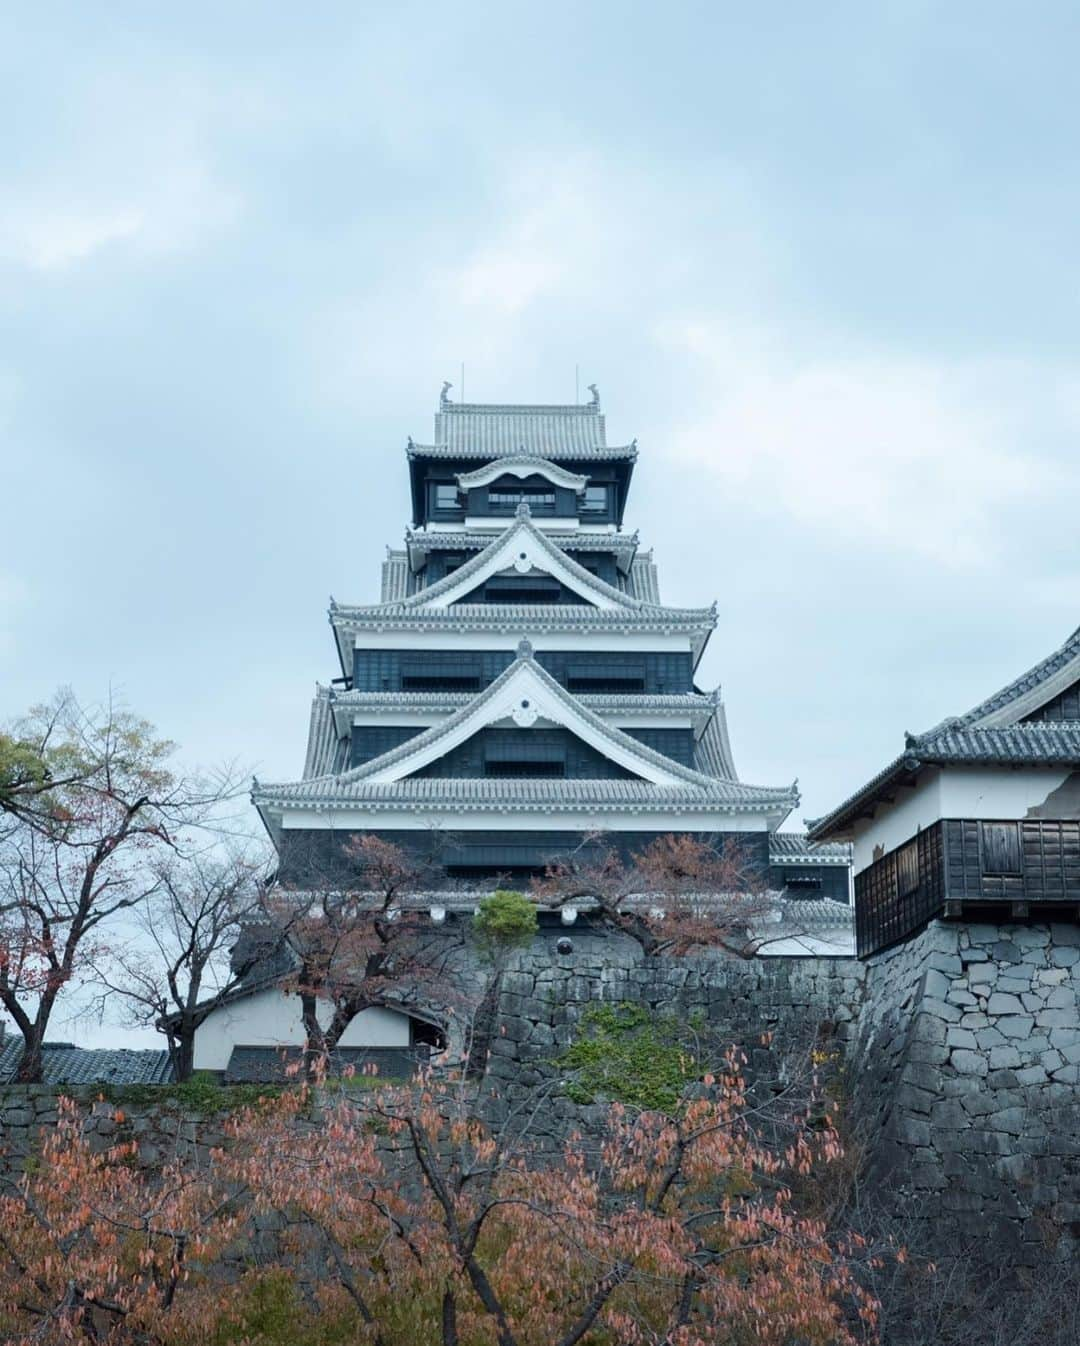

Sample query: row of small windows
[487,487,557,509]
[429,480,610,517]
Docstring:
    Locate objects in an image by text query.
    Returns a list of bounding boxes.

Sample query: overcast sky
[4,4,1080,1042]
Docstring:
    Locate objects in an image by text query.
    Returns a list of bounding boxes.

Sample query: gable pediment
[401,516,637,613]
[456,455,589,493]
[961,627,1080,728]
[342,657,697,787]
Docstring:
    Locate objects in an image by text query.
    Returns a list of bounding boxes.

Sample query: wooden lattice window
[981,822,1022,876]
[896,838,920,897]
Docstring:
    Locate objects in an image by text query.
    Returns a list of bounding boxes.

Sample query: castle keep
[252,386,850,915]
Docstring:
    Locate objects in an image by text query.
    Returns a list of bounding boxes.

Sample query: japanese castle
[253,387,851,934]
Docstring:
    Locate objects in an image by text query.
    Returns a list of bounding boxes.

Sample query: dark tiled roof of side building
[0,1038,174,1085]
[809,724,1080,841]
[223,1045,428,1083]
[768,832,853,863]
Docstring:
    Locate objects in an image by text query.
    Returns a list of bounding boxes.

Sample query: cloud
[1,77,241,272]
[657,318,1071,568]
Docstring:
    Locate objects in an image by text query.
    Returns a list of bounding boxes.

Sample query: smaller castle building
[811,622,1080,956]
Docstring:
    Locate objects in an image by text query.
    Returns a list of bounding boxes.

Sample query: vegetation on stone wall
[557,1001,707,1111]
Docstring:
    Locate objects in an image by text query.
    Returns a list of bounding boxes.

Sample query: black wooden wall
[278,827,771,888]
[352,648,693,694]
[348,724,695,773]
[854,817,1080,957]
[409,727,638,780]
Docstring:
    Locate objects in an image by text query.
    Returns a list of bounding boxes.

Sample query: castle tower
[253,388,813,899]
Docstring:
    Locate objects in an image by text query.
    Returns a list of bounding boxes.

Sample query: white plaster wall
[757,928,855,957]
[851,771,943,874]
[851,766,1073,874]
[937,766,1072,820]
[193,987,411,1072]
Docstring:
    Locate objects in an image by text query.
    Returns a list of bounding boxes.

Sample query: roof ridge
[947,622,1080,728]
[442,402,601,414]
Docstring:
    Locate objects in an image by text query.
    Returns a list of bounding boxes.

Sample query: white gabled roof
[947,620,1080,728]
[456,455,589,493]
[333,648,701,787]
[392,508,637,612]
[269,647,797,819]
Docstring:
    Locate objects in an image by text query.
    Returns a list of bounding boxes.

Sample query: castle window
[485,758,566,779]
[434,483,460,510]
[896,838,920,898]
[581,485,609,514]
[488,486,557,511]
[483,574,565,604]
[981,822,1022,876]
[401,655,481,692]
[566,661,645,693]
[783,873,822,891]
[484,739,566,778]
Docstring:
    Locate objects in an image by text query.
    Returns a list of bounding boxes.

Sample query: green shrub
[473,889,538,961]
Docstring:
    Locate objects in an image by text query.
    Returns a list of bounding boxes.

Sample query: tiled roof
[628,553,660,603]
[809,724,1080,841]
[303,689,347,778]
[761,898,855,931]
[381,550,413,603]
[223,1045,426,1084]
[768,832,853,864]
[949,622,1080,728]
[256,775,797,814]
[909,723,1080,764]
[409,393,637,462]
[331,601,715,634]
[291,652,783,802]
[405,528,641,556]
[0,1039,174,1085]
[694,703,738,781]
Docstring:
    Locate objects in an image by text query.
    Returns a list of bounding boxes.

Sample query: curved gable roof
[456,455,589,493]
[946,621,1080,729]
[363,510,647,614]
[326,648,718,788]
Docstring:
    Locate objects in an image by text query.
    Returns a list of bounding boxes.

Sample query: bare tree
[532,831,781,957]
[266,835,476,1078]
[0,690,245,1083]
[91,848,273,1081]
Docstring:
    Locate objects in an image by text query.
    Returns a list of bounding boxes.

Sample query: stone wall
[0,1085,235,1169]
[5,921,1080,1269]
[486,933,864,1098]
[855,920,1080,1261]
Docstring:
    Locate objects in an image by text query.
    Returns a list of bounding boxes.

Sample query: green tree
[473,888,538,964]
